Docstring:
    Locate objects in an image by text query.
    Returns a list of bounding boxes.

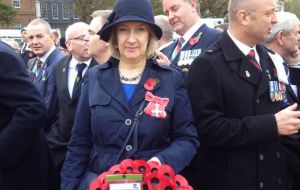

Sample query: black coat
[47,56,98,166]
[0,42,48,189]
[186,31,292,190]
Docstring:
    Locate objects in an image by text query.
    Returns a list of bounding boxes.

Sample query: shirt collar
[69,57,92,69]
[227,30,260,62]
[39,45,56,63]
[182,20,204,42]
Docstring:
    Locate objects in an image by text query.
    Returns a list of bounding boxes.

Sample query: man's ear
[237,10,250,26]
[276,31,284,46]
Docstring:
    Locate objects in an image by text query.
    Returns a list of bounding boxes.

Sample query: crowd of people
[1,0,300,190]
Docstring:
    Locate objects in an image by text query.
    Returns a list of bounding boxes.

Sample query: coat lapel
[220,32,262,86]
[256,45,273,98]
[98,59,129,111]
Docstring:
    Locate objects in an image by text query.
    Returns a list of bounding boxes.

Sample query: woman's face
[116,22,150,62]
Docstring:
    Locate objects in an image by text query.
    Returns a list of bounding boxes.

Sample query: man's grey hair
[265,12,299,43]
[155,15,173,41]
[26,18,52,34]
[65,22,89,41]
[159,0,201,16]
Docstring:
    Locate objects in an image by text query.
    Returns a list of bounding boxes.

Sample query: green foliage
[284,0,300,18]
[0,0,16,27]
[73,0,231,22]
[73,0,115,23]
[199,0,229,18]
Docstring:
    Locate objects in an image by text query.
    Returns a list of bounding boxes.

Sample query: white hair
[265,12,299,43]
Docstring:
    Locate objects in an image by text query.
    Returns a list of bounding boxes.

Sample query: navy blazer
[0,42,49,189]
[187,31,293,190]
[29,48,64,132]
[162,23,221,74]
[61,58,199,190]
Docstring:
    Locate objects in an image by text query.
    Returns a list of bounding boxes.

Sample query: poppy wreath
[89,159,193,190]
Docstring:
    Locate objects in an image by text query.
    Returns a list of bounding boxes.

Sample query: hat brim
[100,15,162,42]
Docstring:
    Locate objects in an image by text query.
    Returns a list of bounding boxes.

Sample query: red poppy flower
[133,160,151,174]
[189,32,202,46]
[148,161,160,173]
[189,38,198,46]
[147,172,176,190]
[89,171,108,190]
[108,164,123,174]
[157,164,175,183]
[144,78,157,91]
[120,159,134,174]
[175,174,192,190]
[89,178,101,190]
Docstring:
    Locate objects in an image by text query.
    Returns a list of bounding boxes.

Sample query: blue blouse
[122,83,137,102]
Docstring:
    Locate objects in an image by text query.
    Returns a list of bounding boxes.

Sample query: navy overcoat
[61,58,199,190]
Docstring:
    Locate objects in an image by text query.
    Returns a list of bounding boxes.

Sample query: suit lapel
[173,24,207,63]
[59,57,71,101]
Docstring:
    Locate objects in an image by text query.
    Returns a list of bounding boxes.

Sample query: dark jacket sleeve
[0,49,47,167]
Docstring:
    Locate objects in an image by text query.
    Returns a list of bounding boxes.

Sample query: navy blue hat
[99,0,162,42]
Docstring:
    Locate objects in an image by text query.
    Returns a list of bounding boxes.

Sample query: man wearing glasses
[46,22,98,190]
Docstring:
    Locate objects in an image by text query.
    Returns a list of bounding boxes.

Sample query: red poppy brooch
[143,78,169,119]
[144,78,158,91]
[189,32,202,46]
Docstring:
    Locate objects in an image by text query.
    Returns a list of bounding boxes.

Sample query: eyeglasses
[68,34,88,41]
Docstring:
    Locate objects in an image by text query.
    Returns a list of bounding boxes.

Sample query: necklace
[119,71,143,82]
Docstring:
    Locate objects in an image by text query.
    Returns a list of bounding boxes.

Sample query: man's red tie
[247,49,262,71]
[172,37,185,60]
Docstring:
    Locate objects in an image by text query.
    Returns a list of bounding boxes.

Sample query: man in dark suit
[186,0,300,190]
[0,41,48,190]
[26,18,64,132]
[47,22,98,188]
[161,0,221,74]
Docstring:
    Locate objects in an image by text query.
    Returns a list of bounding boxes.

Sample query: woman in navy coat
[61,0,199,189]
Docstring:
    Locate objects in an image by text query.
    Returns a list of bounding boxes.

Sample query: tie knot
[248,49,256,59]
[178,37,185,44]
[76,63,86,74]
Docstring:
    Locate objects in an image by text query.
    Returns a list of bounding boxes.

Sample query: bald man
[187,0,300,189]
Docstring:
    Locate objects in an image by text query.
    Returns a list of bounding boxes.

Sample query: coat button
[259,154,264,161]
[125,145,133,151]
[256,99,260,103]
[278,178,282,185]
[259,182,264,189]
[125,119,132,126]
[276,152,281,158]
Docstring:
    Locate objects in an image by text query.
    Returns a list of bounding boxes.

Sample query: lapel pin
[245,70,251,78]
[63,68,66,72]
